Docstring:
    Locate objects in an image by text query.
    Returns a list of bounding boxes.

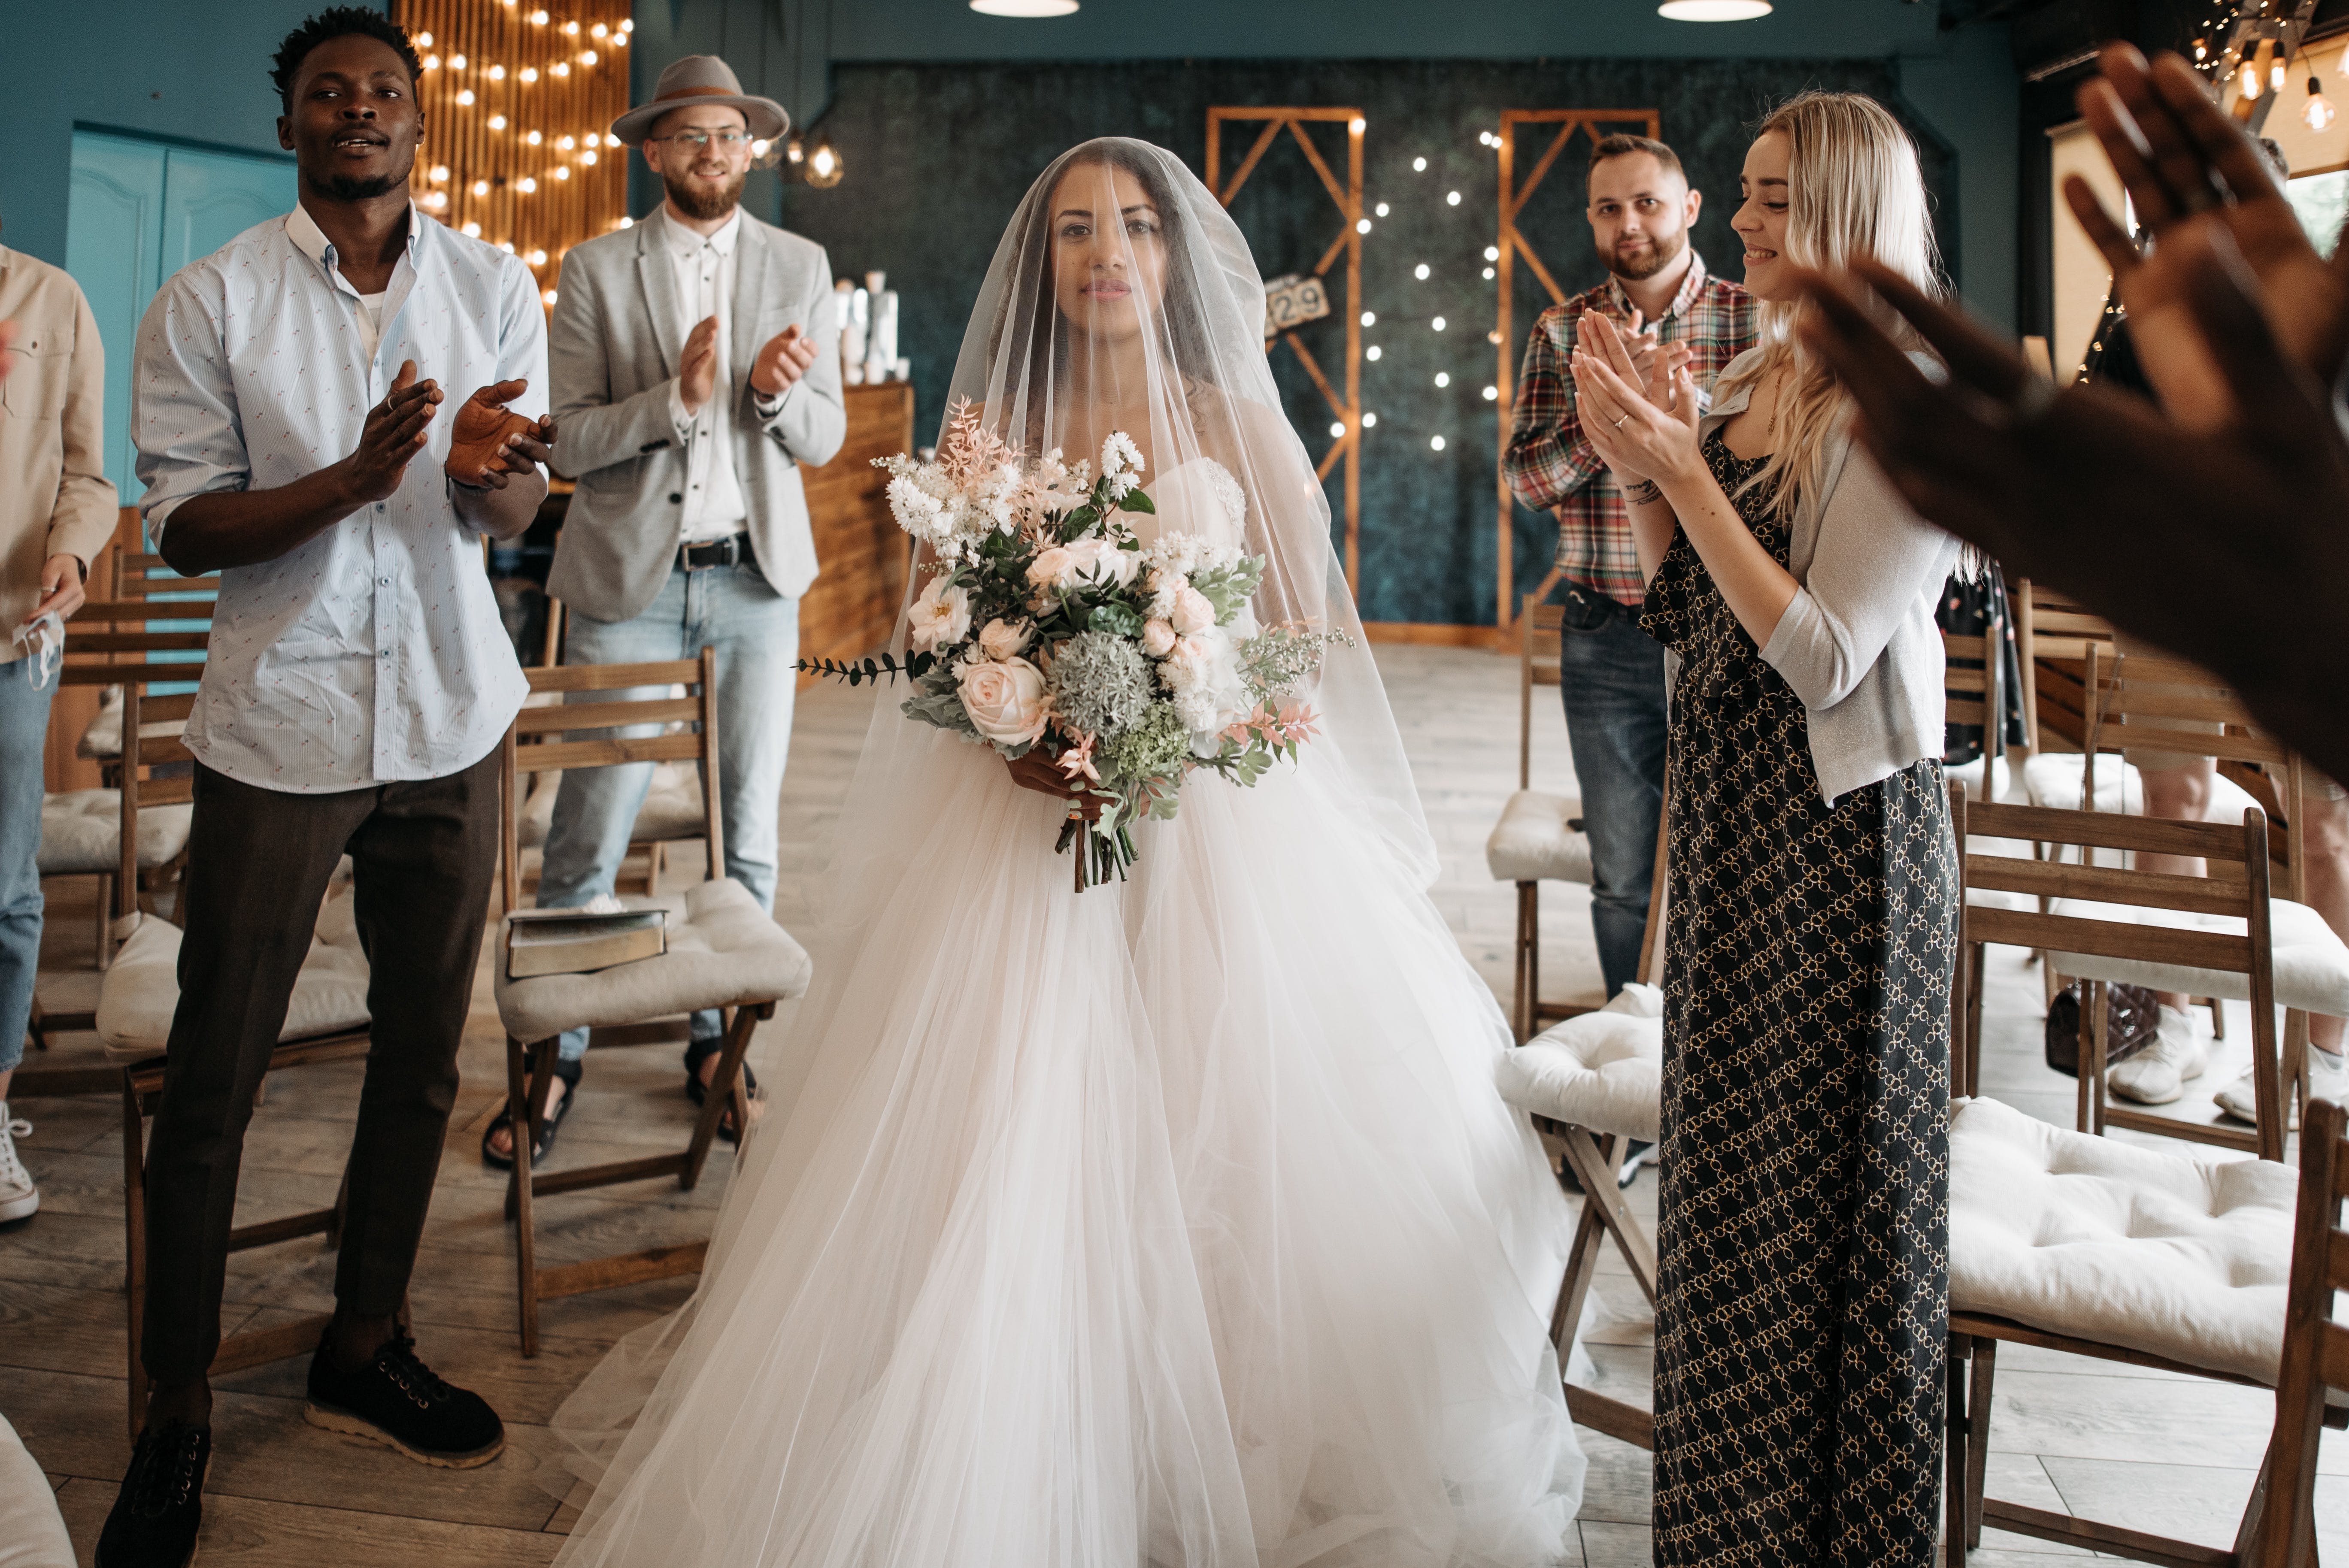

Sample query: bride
[549,138,1585,1568]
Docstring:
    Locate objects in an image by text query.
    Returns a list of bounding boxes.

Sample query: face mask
[12,611,62,690]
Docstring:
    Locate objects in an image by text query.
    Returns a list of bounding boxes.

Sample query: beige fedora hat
[610,55,788,148]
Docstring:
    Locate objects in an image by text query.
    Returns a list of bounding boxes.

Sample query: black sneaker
[304,1332,504,1468]
[97,1420,209,1568]
[1558,1140,1657,1194]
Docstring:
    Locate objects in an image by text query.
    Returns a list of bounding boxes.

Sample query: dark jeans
[140,750,500,1386]
[1558,585,1670,998]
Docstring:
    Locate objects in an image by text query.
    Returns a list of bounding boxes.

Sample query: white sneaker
[2215,1045,2349,1127]
[0,1104,37,1225]
[2107,1005,2211,1105]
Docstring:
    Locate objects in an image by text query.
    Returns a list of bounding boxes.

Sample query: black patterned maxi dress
[1638,430,1956,1568]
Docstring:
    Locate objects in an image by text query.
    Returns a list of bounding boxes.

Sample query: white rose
[907,576,972,653]
[957,658,1049,748]
[1063,536,1139,590]
[1170,584,1216,636]
[1140,618,1177,658]
[977,618,1034,660]
[1026,546,1075,589]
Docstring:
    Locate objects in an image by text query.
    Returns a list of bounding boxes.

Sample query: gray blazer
[1695,347,1958,805]
[546,212,846,623]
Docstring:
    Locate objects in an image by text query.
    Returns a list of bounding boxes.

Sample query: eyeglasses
[649,129,751,151]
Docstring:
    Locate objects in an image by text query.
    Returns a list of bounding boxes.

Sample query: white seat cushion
[1485,790,1594,884]
[494,878,812,1043]
[36,790,194,875]
[515,763,709,851]
[0,1409,73,1568]
[2043,894,2349,1017]
[1495,982,1664,1141]
[95,892,372,1065]
[1949,1096,2294,1384]
[75,687,186,761]
[1944,753,2011,804]
[2024,752,2143,815]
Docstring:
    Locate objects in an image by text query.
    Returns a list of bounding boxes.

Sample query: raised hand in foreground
[1792,241,2349,787]
[2066,43,2349,424]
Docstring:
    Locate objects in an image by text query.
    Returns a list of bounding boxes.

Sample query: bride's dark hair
[987,139,1223,449]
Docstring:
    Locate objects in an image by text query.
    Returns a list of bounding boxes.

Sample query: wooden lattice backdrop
[1204,109,1365,592]
[1493,109,1660,632]
[394,0,633,308]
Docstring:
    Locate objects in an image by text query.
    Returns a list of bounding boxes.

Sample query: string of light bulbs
[397,0,633,308]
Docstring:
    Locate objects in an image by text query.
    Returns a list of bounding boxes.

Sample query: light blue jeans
[0,657,57,1075]
[539,560,798,1067]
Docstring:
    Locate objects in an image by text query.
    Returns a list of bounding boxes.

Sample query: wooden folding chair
[2257,1094,2349,1565]
[1486,593,1596,1041]
[1523,812,1670,1451]
[1952,782,2288,1160]
[1941,622,2008,804]
[92,661,372,1437]
[496,651,812,1354]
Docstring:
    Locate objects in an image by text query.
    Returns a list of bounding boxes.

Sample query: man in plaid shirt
[1503,133,1754,1006]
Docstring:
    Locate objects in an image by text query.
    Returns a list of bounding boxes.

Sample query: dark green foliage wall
[779,58,1954,627]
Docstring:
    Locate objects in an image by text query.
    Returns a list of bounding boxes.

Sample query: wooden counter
[798,381,915,685]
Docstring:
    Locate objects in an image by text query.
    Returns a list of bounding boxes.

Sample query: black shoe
[685,1058,758,1144]
[1557,1140,1656,1195]
[305,1332,504,1468]
[97,1420,209,1568]
[480,1077,575,1171]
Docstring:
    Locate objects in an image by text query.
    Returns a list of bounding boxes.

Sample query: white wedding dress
[549,140,1583,1568]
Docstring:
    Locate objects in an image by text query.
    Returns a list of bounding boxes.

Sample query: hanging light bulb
[488,114,507,130]
[527,248,548,266]
[521,66,538,82]
[554,166,571,180]
[456,88,475,105]
[414,30,433,46]
[423,53,440,70]
[517,176,537,193]
[581,149,598,165]
[429,164,449,183]
[2307,77,2338,130]
[2242,62,2263,99]
[564,18,579,34]
[1361,412,1378,427]
[2273,60,2288,92]
[488,64,505,80]
[1366,345,1383,361]
[526,130,543,145]
[557,135,575,149]
[551,61,570,76]
[448,52,466,69]
[461,220,481,237]
[806,136,844,188]
[582,50,597,64]
[471,179,489,196]
[591,21,608,37]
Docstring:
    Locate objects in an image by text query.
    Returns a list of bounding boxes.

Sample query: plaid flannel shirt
[1502,253,1755,606]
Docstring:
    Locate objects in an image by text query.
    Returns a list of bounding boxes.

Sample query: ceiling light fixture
[969,0,1079,13]
[1658,0,1773,18]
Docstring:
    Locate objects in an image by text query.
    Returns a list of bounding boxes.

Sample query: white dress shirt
[658,206,759,545]
[133,203,540,793]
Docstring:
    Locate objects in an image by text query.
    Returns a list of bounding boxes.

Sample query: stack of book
[505,906,667,980]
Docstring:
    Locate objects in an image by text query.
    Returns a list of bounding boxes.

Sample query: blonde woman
[1573,92,1958,1565]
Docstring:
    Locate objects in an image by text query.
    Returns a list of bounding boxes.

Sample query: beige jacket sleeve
[46,287,118,569]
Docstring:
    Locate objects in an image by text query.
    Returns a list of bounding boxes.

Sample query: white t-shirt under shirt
[355,291,387,360]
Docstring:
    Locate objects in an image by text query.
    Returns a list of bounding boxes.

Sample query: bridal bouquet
[799,400,1347,890]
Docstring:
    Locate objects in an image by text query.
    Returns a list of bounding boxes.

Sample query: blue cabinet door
[64,133,166,493]
[160,145,294,278]
[64,132,294,494]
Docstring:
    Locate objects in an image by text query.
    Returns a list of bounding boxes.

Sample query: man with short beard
[1503,135,1751,1159]
[101,10,549,1564]
[506,57,843,1166]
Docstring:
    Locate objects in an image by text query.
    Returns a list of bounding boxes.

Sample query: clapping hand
[679,315,720,414]
[344,360,442,505]
[446,378,553,489]
[2068,42,2349,424]
[751,324,819,400]
[1572,312,1701,487]
[1617,309,1694,405]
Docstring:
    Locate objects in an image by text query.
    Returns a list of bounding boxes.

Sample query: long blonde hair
[1719,91,1940,518]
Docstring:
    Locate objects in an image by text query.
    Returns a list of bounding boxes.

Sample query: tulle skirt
[549,734,1584,1567]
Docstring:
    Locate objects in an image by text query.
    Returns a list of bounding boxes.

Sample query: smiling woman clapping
[1572,91,1961,1568]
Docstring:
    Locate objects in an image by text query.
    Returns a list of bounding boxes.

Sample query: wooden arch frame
[1492,108,1661,632]
[1204,107,1365,590]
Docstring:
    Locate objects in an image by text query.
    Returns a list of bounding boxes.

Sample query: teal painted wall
[0,0,356,269]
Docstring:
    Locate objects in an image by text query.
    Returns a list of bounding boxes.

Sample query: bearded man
[1501,136,1754,1050]
[505,56,843,1168]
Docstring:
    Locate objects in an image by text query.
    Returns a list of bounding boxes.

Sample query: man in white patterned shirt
[102,15,547,1564]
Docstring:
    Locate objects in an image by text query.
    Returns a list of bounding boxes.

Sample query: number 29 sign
[1261,272,1331,341]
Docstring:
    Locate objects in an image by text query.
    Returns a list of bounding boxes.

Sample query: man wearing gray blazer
[509,55,843,1165]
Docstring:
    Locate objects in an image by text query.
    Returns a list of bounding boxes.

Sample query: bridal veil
[549,138,1585,1568]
